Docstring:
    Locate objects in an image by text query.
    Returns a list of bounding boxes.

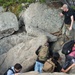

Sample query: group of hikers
[34,39,75,73]
[34,4,75,73]
[4,4,75,75]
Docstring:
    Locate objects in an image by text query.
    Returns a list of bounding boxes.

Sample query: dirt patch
[47,2,62,8]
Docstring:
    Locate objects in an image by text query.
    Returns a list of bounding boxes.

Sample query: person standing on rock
[4,63,22,75]
[34,40,53,73]
[60,4,75,42]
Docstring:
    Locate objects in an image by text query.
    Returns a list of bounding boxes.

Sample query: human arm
[61,63,75,73]
[69,15,74,30]
[60,13,64,17]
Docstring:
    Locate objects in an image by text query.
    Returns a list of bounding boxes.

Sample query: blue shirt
[7,67,15,75]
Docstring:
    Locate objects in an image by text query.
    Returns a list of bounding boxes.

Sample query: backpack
[38,45,49,62]
[62,40,74,55]
[4,67,15,75]
[42,58,55,72]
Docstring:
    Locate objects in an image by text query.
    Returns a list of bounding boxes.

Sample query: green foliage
[12,4,22,17]
[0,0,35,6]
[0,0,46,17]
[39,0,45,3]
[3,2,13,8]
[26,0,35,3]
[18,0,27,3]
[71,6,75,10]
[0,0,46,8]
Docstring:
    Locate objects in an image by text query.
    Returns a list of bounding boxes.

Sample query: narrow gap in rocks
[13,26,26,34]
[28,64,35,72]
[13,17,26,34]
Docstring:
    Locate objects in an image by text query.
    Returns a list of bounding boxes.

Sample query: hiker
[60,4,75,42]
[43,52,62,72]
[62,43,75,72]
[34,41,53,73]
[43,52,75,73]
[4,63,22,75]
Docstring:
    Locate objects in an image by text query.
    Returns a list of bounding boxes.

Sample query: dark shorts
[62,55,73,70]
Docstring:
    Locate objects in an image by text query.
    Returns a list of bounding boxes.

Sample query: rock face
[18,71,75,75]
[52,36,64,51]
[69,66,75,74]
[0,35,48,75]
[0,2,75,75]
[23,2,63,34]
[26,26,57,42]
[0,6,4,13]
[0,32,32,55]
[0,12,19,39]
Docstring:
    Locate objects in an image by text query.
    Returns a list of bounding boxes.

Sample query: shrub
[0,0,46,17]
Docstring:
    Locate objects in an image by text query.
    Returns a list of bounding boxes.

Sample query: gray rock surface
[0,6,4,13]
[0,35,48,74]
[23,2,63,34]
[26,26,57,42]
[0,32,32,55]
[0,2,75,75]
[69,66,75,74]
[52,36,64,51]
[18,71,75,75]
[0,12,19,39]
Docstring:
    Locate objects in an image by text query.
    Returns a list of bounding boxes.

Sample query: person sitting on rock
[4,63,22,75]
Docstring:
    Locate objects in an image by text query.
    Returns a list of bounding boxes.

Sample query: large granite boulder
[52,36,65,51]
[0,12,19,39]
[0,35,48,74]
[26,26,57,42]
[23,2,63,34]
[0,32,32,55]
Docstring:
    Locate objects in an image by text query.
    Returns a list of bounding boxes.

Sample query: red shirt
[69,46,75,57]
